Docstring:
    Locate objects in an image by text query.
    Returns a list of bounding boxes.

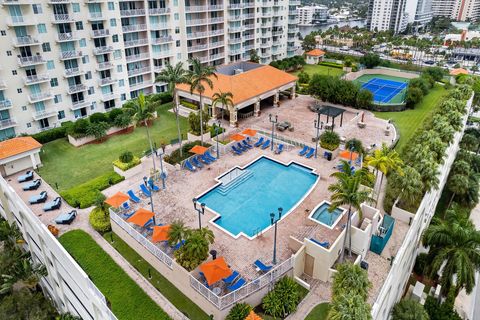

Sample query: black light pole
[193,198,205,229]
[215,120,221,159]
[143,176,156,225]
[314,111,322,159]
[269,114,278,151]
[270,207,283,265]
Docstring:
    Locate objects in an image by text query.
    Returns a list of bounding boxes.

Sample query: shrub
[60,172,124,208]
[31,126,67,144]
[108,108,124,123]
[360,53,381,68]
[119,151,134,163]
[356,89,373,110]
[89,207,111,233]
[406,86,424,108]
[114,113,132,128]
[413,253,428,276]
[423,66,445,82]
[410,78,430,95]
[319,61,343,69]
[262,277,301,318]
[332,263,371,299]
[320,131,340,151]
[188,108,209,135]
[89,112,108,123]
[180,100,198,110]
[113,156,141,171]
[226,303,252,320]
[298,71,310,84]
[210,123,225,138]
[164,141,211,165]
[86,121,109,140]
[69,118,89,137]
[150,92,173,104]
[309,74,359,107]
[424,296,461,320]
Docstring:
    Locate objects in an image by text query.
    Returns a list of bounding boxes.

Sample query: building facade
[432,0,480,21]
[0,0,299,138]
[297,5,329,26]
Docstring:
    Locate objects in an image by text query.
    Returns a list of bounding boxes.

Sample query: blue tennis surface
[360,78,407,103]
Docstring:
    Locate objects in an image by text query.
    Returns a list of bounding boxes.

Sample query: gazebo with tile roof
[0,137,42,177]
[176,62,298,127]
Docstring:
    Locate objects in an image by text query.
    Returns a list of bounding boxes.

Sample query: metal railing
[52,14,73,22]
[151,36,173,44]
[24,74,50,84]
[67,84,87,94]
[93,46,113,55]
[150,23,169,30]
[18,55,45,66]
[57,32,77,42]
[209,17,224,23]
[186,19,208,26]
[71,99,90,110]
[88,12,103,19]
[99,77,116,86]
[122,24,147,32]
[97,61,113,70]
[14,35,39,46]
[0,99,12,110]
[0,117,17,129]
[59,50,83,59]
[148,8,170,15]
[33,109,57,120]
[255,128,306,148]
[29,91,52,102]
[210,41,224,47]
[188,44,208,53]
[126,53,150,62]
[120,8,146,16]
[210,53,224,61]
[127,66,151,76]
[124,38,149,47]
[91,29,110,37]
[185,5,207,11]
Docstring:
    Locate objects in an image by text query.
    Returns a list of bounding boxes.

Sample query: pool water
[198,157,318,238]
[310,202,345,227]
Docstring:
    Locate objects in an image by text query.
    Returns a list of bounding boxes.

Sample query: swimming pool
[308,201,346,229]
[197,156,319,239]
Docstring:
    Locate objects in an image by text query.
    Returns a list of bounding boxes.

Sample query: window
[113,50,121,59]
[79,38,86,47]
[57,110,65,119]
[174,13,179,20]
[47,60,55,70]
[22,106,27,111]
[173,0,178,6]
[121,93,126,101]
[72,3,80,12]
[37,24,47,33]
[0,31,5,36]
[88,87,94,95]
[50,78,58,87]
[119,79,124,87]
[85,71,92,80]
[32,4,42,14]
[175,27,180,34]
[177,53,181,60]
[17,88,22,93]
[176,40,180,47]
[110,19,116,27]
[82,55,89,64]
[27,123,31,128]
[112,35,118,43]
[75,22,83,30]
[54,94,62,103]
[116,65,122,72]
[12,70,17,75]
[6,51,11,56]
[108,2,114,10]
[90,102,96,110]
[42,42,51,52]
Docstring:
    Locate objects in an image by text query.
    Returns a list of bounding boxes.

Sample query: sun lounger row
[298,145,315,159]
[185,151,217,172]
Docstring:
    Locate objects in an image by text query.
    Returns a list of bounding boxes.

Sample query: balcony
[124,38,149,47]
[209,17,224,24]
[151,36,173,45]
[128,66,151,76]
[244,1,255,8]
[208,4,223,10]
[229,26,244,32]
[48,0,71,3]
[59,50,83,60]
[209,53,224,61]
[244,13,255,19]
[272,40,281,46]
[244,34,255,40]
[290,0,300,5]
[93,46,114,55]
[125,53,150,62]
[33,109,57,121]
[18,55,45,67]
[187,31,209,39]
[57,32,79,42]
[230,15,241,21]
[150,23,169,30]
[273,20,282,27]
[272,30,283,36]
[91,29,110,38]
[1,0,34,4]
[210,29,224,36]
[24,74,50,85]
[0,80,6,90]
[52,14,75,23]
[88,12,104,20]
[120,9,146,17]
[7,16,36,26]
[67,84,87,94]
[13,36,40,47]
[228,4,243,9]
[0,99,12,111]
[122,24,147,32]
[261,12,273,17]
[70,99,91,110]
[185,5,207,12]
[186,19,208,26]
[0,118,17,130]
[100,93,118,101]
[229,48,242,55]
[64,67,85,77]
[228,38,242,45]
[187,44,208,53]
[244,23,254,29]
[151,50,171,59]
[148,8,170,15]
[98,77,116,86]
[97,61,113,70]
[192,56,208,63]
[28,91,53,103]
[260,41,271,48]
[210,40,224,48]
[288,10,297,15]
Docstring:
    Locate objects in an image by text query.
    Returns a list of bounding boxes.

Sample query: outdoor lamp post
[143,176,156,225]
[349,141,355,164]
[155,149,167,190]
[313,111,322,159]
[270,207,283,265]
[193,198,205,229]
[269,114,278,151]
[215,120,221,159]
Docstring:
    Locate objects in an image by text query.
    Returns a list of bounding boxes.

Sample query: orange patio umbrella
[127,208,154,227]
[104,192,129,208]
[242,128,257,137]
[339,150,359,161]
[199,257,232,286]
[230,133,245,141]
[189,145,209,155]
[152,225,171,243]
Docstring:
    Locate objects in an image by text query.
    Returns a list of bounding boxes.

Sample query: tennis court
[355,74,409,104]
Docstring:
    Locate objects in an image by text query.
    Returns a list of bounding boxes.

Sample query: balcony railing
[185,5,207,12]
[70,99,91,110]
[98,77,116,86]
[209,17,224,24]
[244,44,254,50]
[88,12,103,20]
[244,34,255,40]
[28,91,53,103]
[100,93,119,101]
[148,8,170,15]
[272,30,283,36]
[152,51,171,58]
[260,41,271,48]
[228,38,242,45]
[125,53,150,62]
[127,66,150,76]
[192,56,208,63]
[228,3,243,9]
[13,35,40,47]
[229,26,244,32]
[187,31,209,39]
[33,109,57,121]
[24,74,50,85]
[122,24,147,32]
[209,53,224,61]
[18,55,45,67]
[0,80,6,90]
[244,13,255,19]
[210,29,224,36]
[93,46,114,55]
[210,40,224,47]
[59,50,83,60]
[229,48,242,55]
[0,99,12,111]
[0,118,17,130]
[48,0,71,3]
[52,14,74,22]
[244,1,255,7]
[91,29,110,38]
[187,44,208,53]
[64,67,84,77]
[57,32,78,42]
[124,38,149,47]
[186,19,208,26]
[7,16,35,26]
[208,4,223,10]
[150,23,169,30]
[120,9,146,17]
[151,36,173,45]
[244,23,254,29]
[67,84,87,94]
[97,61,113,70]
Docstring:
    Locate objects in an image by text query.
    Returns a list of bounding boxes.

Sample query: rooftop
[0,137,42,160]
[306,49,326,57]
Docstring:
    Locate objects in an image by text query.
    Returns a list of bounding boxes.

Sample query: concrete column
[273,91,279,107]
[254,101,261,116]
[230,107,238,127]
[290,85,296,99]
[211,104,217,119]
[30,153,37,169]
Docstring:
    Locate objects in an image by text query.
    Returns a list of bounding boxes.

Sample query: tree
[359,53,381,68]
[391,299,429,320]
[298,71,310,84]
[302,34,317,52]
[472,65,479,75]
[0,255,47,294]
[423,66,445,82]
[389,166,423,209]
[460,133,479,152]
[356,89,373,110]
[329,291,372,320]
[167,220,188,247]
[406,86,424,108]
[226,303,252,320]
[186,58,217,146]
[328,161,374,261]
[249,49,260,63]
[155,62,187,156]
[0,288,57,320]
[212,90,234,141]
[446,173,470,210]
[332,263,371,299]
[175,227,215,270]
[85,121,109,141]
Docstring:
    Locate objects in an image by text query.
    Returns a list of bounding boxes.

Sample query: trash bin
[325,152,332,161]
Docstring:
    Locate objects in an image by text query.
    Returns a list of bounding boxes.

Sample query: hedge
[60,171,124,208]
[112,156,141,171]
[180,100,198,110]
[164,140,211,165]
[89,207,111,233]
[319,61,343,69]
[31,126,68,144]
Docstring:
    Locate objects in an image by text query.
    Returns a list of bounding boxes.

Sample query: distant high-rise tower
[432,0,480,21]
[367,0,432,32]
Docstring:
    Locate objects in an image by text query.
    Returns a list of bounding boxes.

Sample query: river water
[298,19,366,37]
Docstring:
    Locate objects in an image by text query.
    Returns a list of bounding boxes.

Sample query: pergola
[316,105,346,131]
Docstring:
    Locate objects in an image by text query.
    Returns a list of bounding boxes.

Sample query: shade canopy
[189,145,209,155]
[230,133,246,141]
[241,128,257,136]
[127,208,154,227]
[104,192,130,208]
[152,225,171,243]
[199,257,232,286]
[339,150,359,161]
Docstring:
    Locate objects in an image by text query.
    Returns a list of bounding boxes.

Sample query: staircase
[217,170,253,195]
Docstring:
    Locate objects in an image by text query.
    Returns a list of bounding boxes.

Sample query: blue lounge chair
[222,271,240,284]
[140,184,152,197]
[298,145,309,156]
[122,201,131,211]
[305,147,315,159]
[43,197,61,212]
[123,211,135,219]
[150,183,160,192]
[192,156,204,168]
[231,146,243,155]
[310,238,330,248]
[200,154,212,164]
[22,179,41,191]
[242,140,253,149]
[55,210,77,225]
[184,159,196,172]
[275,144,284,154]
[227,278,246,291]
[254,137,265,147]
[205,151,216,161]
[29,191,47,204]
[261,140,271,150]
[254,259,273,272]
[143,218,154,228]
[127,190,140,203]
[172,239,185,251]
[236,142,247,152]
[246,137,254,144]
[18,170,34,183]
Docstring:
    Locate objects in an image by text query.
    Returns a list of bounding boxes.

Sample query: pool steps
[217,170,253,195]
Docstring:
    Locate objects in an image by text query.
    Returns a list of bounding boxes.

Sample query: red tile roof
[0,137,42,160]
[450,68,469,75]
[306,49,326,56]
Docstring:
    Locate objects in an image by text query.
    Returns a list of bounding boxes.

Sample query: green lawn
[293,64,344,78]
[305,302,330,320]
[38,103,188,191]
[373,84,449,153]
[59,230,170,320]
[103,232,209,320]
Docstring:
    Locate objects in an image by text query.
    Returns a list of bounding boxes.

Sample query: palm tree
[155,62,187,156]
[422,211,480,297]
[0,254,47,294]
[126,92,156,171]
[186,58,217,146]
[446,173,470,210]
[212,91,234,140]
[329,161,375,262]
[332,263,371,299]
[329,291,372,320]
[391,299,429,320]
[392,166,423,209]
[167,220,188,246]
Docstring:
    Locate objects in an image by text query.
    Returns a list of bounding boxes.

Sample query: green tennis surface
[354,74,410,104]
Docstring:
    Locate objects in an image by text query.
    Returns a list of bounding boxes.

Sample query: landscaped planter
[113,161,143,179]
[187,131,211,142]
[319,146,339,160]
[68,126,133,147]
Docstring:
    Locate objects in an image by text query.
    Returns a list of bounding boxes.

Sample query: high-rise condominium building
[297,5,329,25]
[432,0,480,21]
[0,0,299,139]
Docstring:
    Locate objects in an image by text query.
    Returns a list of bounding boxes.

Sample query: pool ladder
[254,227,263,238]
